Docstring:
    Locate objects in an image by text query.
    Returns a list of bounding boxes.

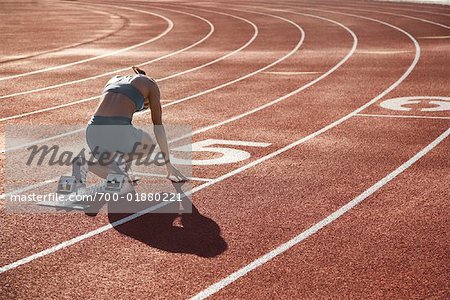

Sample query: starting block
[37,176,91,211]
[105,173,126,192]
[37,173,137,211]
[56,176,77,194]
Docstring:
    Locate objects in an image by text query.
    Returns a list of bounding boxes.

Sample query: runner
[73,66,187,190]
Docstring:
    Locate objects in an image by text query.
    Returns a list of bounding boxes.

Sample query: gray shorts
[86,116,143,159]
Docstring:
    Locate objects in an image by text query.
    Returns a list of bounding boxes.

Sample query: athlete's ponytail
[132,66,150,110]
[132,66,146,75]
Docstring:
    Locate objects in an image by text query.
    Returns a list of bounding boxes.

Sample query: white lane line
[358,50,412,54]
[190,127,450,300]
[263,71,321,75]
[418,35,450,39]
[0,7,298,148]
[0,96,99,122]
[2,129,85,154]
[131,172,212,182]
[335,1,450,17]
[0,5,211,100]
[0,6,420,274]
[0,177,61,200]
[0,201,168,274]
[0,5,174,82]
[356,113,450,120]
[155,6,259,82]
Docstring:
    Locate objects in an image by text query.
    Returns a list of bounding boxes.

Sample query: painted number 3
[380,96,450,112]
[171,139,271,165]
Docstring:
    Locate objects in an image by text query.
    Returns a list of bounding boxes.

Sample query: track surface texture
[0,0,449,299]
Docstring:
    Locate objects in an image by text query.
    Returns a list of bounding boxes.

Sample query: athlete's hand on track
[166,163,188,182]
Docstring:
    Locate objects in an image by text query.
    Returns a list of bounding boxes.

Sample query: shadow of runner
[108,182,227,258]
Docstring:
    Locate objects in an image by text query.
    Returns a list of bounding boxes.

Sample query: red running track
[0,0,449,299]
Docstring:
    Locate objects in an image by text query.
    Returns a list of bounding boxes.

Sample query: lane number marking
[380,96,450,112]
[172,139,271,165]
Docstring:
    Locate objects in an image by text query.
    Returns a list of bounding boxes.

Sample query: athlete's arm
[147,78,168,158]
[147,79,187,182]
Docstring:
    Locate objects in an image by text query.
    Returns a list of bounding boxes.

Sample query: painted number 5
[171,139,271,165]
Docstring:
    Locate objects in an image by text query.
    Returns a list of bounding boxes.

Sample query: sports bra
[102,75,145,111]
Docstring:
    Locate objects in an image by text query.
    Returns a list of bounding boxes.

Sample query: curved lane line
[0,7,258,121]
[0,5,174,82]
[0,5,209,99]
[310,2,450,29]
[161,6,305,107]
[156,6,258,82]
[0,5,129,64]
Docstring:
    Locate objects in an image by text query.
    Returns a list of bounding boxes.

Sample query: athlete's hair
[131,66,150,110]
[132,66,146,75]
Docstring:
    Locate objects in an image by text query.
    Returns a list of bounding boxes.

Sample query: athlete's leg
[126,130,156,162]
[85,122,130,179]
